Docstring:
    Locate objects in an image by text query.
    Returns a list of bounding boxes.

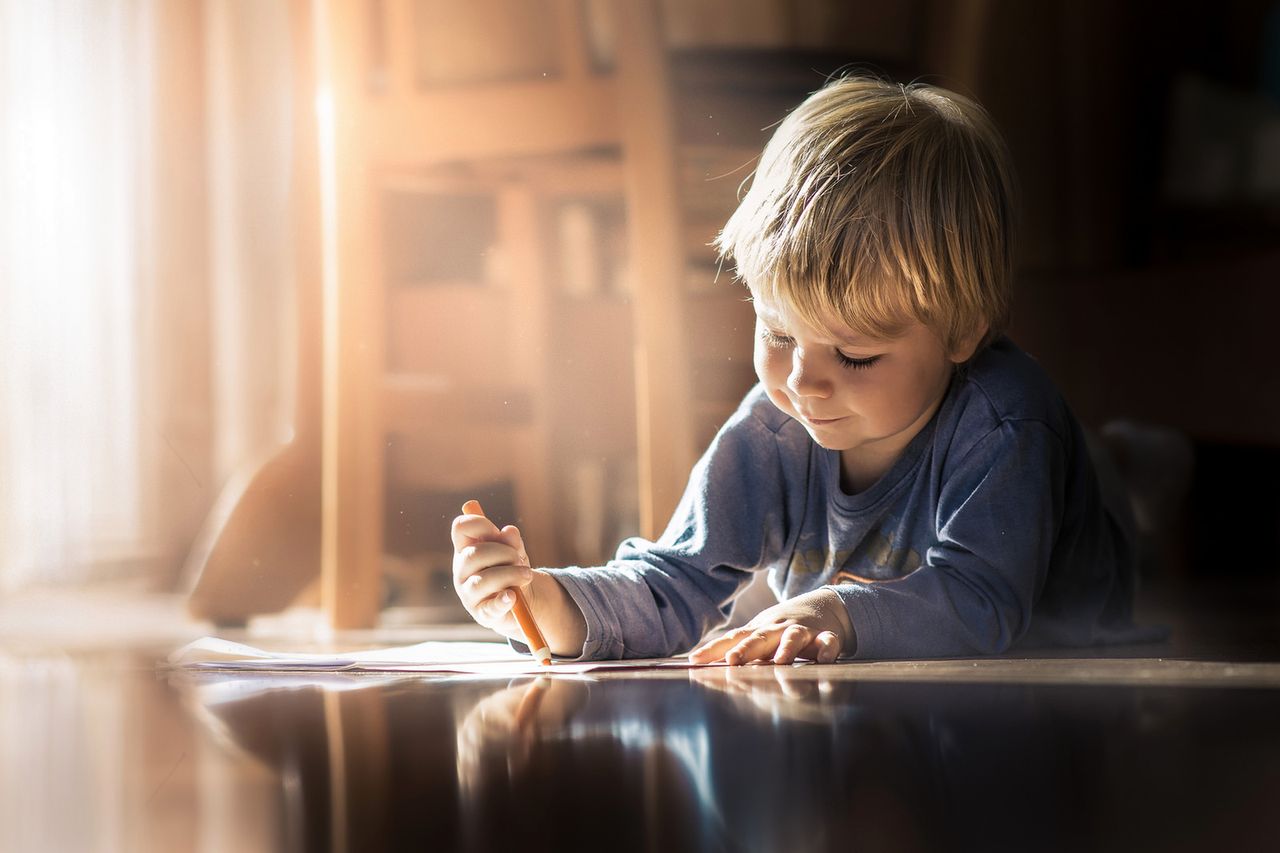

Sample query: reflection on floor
[1,578,1277,852]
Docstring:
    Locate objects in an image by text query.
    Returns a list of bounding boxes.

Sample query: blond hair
[715,76,1016,357]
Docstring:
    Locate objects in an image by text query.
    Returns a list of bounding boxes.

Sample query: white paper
[168,635,712,675]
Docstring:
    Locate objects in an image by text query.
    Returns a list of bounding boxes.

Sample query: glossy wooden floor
[2,581,1279,853]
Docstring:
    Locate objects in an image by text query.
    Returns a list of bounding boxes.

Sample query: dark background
[960,0,1280,582]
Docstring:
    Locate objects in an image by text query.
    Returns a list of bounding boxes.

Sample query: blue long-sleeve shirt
[544,337,1160,660]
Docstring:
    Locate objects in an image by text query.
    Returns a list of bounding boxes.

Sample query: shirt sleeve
[543,404,795,660]
[830,420,1065,659]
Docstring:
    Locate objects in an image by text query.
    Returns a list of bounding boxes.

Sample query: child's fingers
[688,626,753,663]
[475,589,518,624]
[453,541,525,586]
[812,630,842,664]
[450,512,501,551]
[789,630,841,664]
[725,626,784,666]
[496,524,529,566]
[771,624,814,665]
[693,621,845,665]
[457,562,533,610]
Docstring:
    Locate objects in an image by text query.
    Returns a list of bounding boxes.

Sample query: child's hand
[688,588,855,665]
[451,508,534,638]
[450,507,588,656]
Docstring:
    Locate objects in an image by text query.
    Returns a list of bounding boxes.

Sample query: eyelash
[760,330,882,370]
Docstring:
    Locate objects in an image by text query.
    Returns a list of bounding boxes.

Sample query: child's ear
[948,324,988,364]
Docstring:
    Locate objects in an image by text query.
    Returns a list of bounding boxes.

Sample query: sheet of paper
[169,636,715,675]
[352,658,714,675]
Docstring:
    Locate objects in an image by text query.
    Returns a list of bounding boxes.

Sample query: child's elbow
[963,602,1027,656]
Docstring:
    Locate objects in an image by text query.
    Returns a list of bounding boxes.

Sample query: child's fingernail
[500,591,513,606]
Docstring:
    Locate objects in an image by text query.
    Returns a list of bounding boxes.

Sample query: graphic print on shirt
[788,528,921,582]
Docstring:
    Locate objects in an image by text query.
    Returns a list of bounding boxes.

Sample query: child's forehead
[750,295,874,345]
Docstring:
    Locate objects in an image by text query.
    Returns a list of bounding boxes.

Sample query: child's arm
[532,395,796,660]
[453,390,796,661]
[450,388,811,661]
[451,510,588,657]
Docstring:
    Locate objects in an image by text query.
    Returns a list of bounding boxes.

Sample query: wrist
[529,570,588,658]
[821,587,857,656]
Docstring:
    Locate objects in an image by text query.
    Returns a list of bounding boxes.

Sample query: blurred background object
[1,0,1277,635]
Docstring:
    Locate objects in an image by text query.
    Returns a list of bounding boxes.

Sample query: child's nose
[786,348,833,397]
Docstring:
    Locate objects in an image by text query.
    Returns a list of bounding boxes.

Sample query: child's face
[751,291,964,472]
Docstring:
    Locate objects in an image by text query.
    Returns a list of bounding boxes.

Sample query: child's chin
[802,428,855,450]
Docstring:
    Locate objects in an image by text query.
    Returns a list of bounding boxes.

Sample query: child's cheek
[751,341,769,382]
[753,344,794,411]
[753,340,786,383]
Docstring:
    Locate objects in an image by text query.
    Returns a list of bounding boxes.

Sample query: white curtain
[0,0,156,590]
[0,0,296,595]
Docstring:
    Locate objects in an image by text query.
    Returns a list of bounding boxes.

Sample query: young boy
[451,76,1153,664]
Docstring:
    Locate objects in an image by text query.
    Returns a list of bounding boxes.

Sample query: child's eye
[760,330,794,348]
[762,329,881,371]
[837,353,881,370]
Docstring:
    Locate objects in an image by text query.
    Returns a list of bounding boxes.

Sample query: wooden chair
[313,0,695,628]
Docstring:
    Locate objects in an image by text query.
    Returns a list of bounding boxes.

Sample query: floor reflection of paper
[169,636,718,675]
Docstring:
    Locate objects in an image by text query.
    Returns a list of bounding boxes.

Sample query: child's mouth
[801,414,847,426]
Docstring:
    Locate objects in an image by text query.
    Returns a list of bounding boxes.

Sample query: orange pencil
[461,500,552,666]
